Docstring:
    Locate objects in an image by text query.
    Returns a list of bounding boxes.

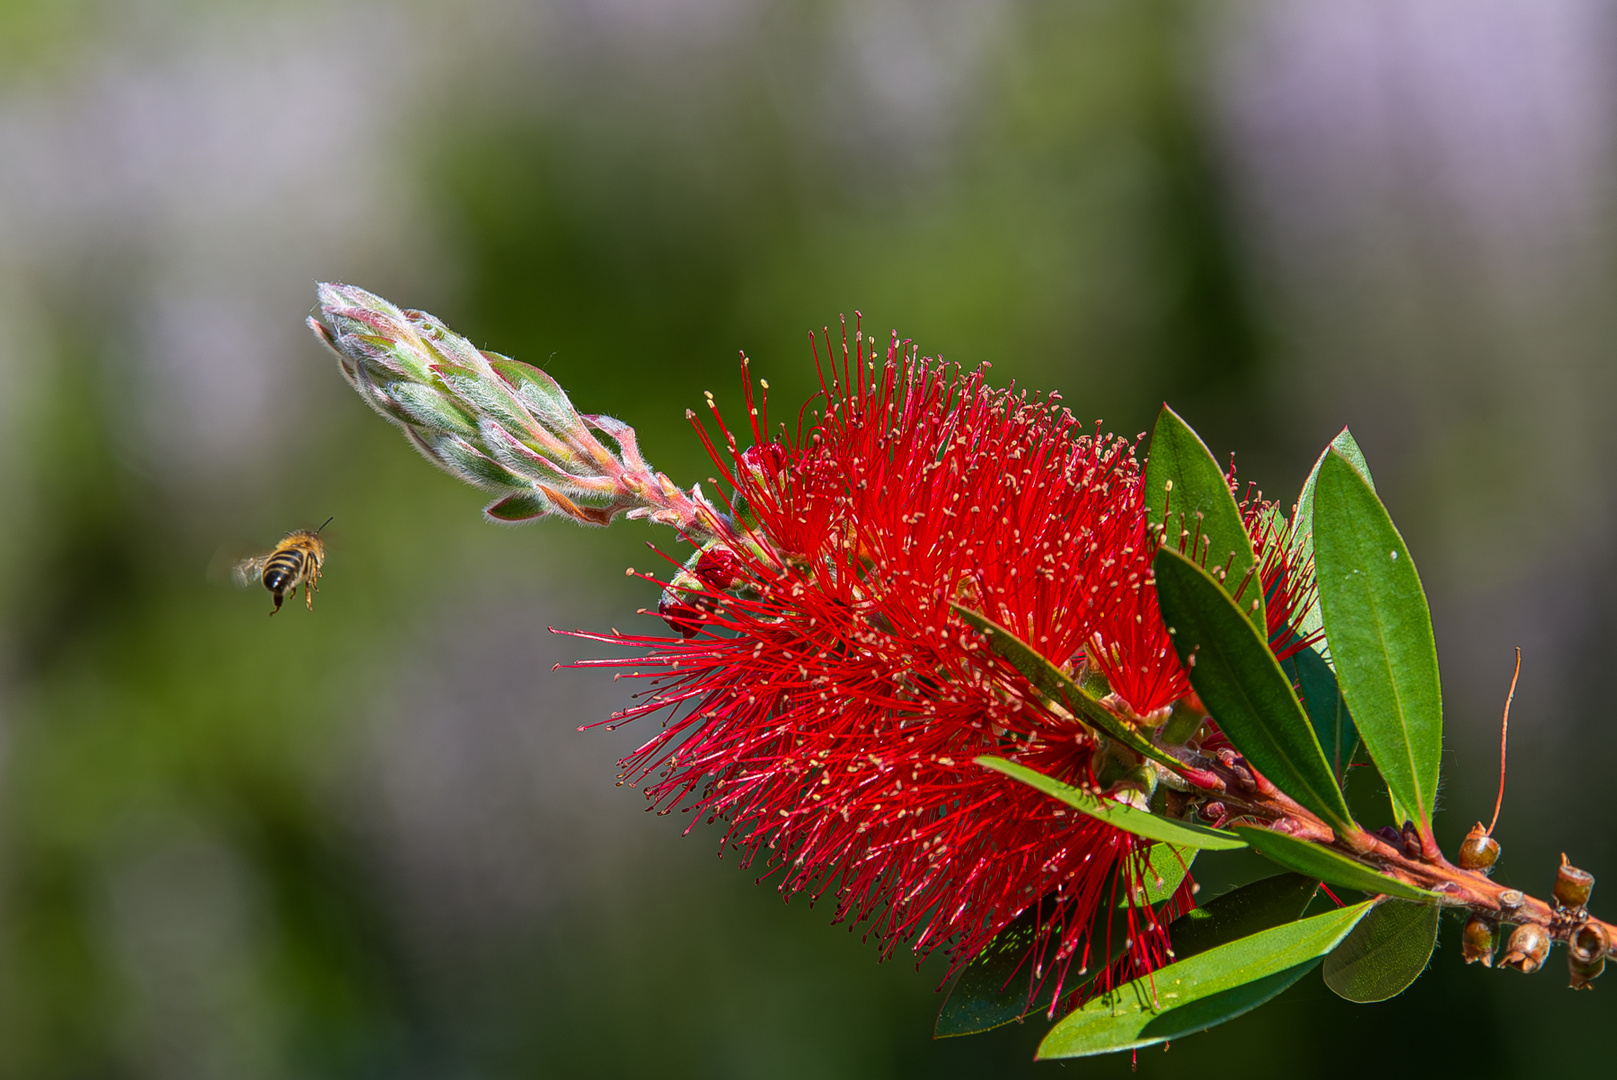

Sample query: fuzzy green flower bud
[310,283,720,535]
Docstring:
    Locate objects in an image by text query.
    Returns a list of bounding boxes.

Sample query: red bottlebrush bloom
[1238,483,1320,659]
[574,326,1196,1004]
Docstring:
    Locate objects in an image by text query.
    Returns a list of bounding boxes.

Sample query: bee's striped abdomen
[262,550,307,593]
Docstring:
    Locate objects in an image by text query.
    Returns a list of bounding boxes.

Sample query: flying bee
[235,518,331,615]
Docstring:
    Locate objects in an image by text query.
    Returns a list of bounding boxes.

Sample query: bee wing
[232,554,271,588]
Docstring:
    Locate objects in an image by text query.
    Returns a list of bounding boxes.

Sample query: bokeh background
[1,1,1614,1077]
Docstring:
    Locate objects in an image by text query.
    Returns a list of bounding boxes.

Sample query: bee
[235,518,331,615]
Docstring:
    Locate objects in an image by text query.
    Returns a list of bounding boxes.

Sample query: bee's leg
[306,562,320,610]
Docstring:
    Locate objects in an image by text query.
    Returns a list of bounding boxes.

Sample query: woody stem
[1177,749,1614,957]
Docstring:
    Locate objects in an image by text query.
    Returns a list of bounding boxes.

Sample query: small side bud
[1461,915,1496,967]
[739,442,787,481]
[694,545,742,591]
[1500,923,1551,974]
[1399,820,1423,859]
[658,591,706,639]
[1457,823,1500,872]
[1554,854,1594,913]
[1158,697,1207,746]
[1568,923,1609,990]
[1094,740,1155,807]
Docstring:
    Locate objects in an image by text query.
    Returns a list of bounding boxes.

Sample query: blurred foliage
[0,0,1612,1077]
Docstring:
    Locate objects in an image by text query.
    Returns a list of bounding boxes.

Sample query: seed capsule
[1500,923,1551,974]
[1461,916,1496,967]
[1554,855,1594,912]
[1568,923,1609,990]
[1457,823,1500,872]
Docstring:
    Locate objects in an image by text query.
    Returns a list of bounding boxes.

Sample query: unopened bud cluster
[310,283,720,537]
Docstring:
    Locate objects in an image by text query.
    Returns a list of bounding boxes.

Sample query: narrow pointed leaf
[1144,405,1264,634]
[1280,644,1360,785]
[952,605,1178,770]
[1292,429,1374,655]
[937,846,1194,1037]
[1229,826,1437,901]
[976,758,1246,850]
[1168,873,1320,961]
[1153,547,1354,832]
[1132,844,1196,907]
[1313,450,1443,828]
[1322,899,1439,1002]
[1036,903,1372,1059]
[936,908,1057,1037]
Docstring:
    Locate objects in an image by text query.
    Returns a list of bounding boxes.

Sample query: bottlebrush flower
[318,285,1617,1055]
[574,325,1198,1004]
[1240,487,1320,659]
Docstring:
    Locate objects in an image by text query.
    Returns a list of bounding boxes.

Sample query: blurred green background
[1,1,1614,1076]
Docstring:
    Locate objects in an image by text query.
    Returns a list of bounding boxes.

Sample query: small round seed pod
[1568,923,1609,990]
[1500,923,1551,974]
[1457,823,1500,872]
[1554,854,1594,912]
[1461,916,1496,967]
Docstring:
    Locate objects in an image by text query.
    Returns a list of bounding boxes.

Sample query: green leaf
[1144,405,1264,635]
[1168,873,1321,961]
[1322,899,1439,1002]
[1312,450,1443,828]
[1036,903,1372,1059]
[951,605,1178,770]
[976,757,1246,851]
[1153,548,1354,832]
[1280,644,1359,786]
[1131,845,1196,907]
[1229,826,1438,901]
[1292,429,1374,655]
[935,903,1057,1037]
[937,846,1194,1038]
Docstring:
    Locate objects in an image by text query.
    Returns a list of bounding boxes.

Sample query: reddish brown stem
[1177,745,1614,959]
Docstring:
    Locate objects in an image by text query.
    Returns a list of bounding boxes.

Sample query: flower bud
[1095,740,1155,807]
[1461,916,1495,967]
[694,545,742,591]
[658,592,706,639]
[1567,923,1608,990]
[1554,854,1594,912]
[1399,820,1423,859]
[1158,697,1207,746]
[1500,923,1551,974]
[740,442,787,480]
[312,283,718,536]
[1457,822,1500,872]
